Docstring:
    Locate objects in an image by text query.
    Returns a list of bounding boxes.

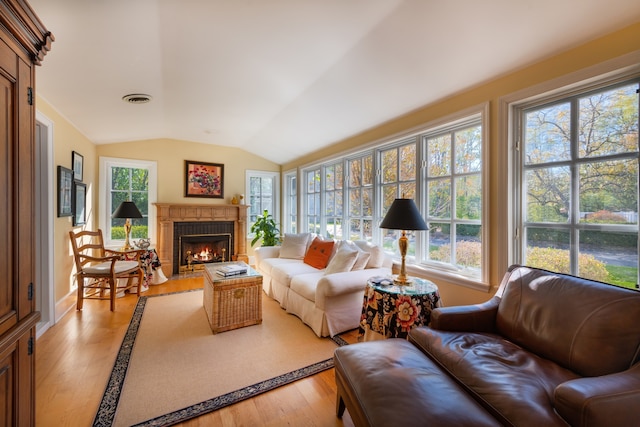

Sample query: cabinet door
[0,39,17,337]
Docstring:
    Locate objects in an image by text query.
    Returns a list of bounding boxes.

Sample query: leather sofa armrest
[430,297,500,332]
[253,245,281,270]
[554,362,640,427]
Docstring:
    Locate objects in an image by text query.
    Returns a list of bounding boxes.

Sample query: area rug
[93,289,347,427]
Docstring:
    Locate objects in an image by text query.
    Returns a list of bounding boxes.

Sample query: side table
[359,276,441,341]
[106,247,168,294]
[203,262,263,334]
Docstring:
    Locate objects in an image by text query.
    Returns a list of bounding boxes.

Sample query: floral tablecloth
[107,248,166,292]
[359,276,441,340]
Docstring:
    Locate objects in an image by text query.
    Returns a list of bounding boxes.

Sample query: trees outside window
[299,110,486,282]
[99,157,157,247]
[424,122,483,274]
[518,81,639,288]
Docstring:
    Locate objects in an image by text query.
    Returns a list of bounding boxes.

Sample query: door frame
[35,110,55,338]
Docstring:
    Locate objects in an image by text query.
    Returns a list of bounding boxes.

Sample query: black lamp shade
[380,198,428,231]
[112,201,143,219]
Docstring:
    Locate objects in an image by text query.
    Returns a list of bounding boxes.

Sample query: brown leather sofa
[334,265,640,426]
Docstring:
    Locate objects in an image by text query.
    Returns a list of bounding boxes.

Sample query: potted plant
[251,209,281,247]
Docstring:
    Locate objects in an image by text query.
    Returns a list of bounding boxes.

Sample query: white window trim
[283,168,297,234]
[99,156,158,248]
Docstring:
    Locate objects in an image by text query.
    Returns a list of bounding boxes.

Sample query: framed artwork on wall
[57,165,73,217]
[185,160,224,198]
[72,150,83,182]
[73,181,86,226]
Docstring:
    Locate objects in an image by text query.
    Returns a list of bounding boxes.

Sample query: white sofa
[254,233,392,337]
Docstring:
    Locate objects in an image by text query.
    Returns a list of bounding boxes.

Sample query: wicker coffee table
[202,262,263,334]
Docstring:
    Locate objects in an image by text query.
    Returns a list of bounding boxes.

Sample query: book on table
[215,264,248,277]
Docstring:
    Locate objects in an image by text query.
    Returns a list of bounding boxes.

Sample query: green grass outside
[606,265,638,290]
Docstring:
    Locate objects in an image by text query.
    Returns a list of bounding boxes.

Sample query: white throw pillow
[279,233,312,259]
[352,250,371,271]
[324,244,358,275]
[354,240,385,268]
[338,240,371,270]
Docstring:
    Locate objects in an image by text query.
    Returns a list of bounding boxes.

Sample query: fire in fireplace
[179,233,231,272]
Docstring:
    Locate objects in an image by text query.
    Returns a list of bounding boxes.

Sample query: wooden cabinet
[0,1,52,425]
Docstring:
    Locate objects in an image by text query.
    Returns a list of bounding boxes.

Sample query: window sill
[398,262,492,293]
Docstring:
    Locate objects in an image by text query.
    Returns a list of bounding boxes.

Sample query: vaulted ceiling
[30,0,640,164]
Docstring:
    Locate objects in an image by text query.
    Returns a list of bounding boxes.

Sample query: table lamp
[112,201,143,251]
[380,197,428,285]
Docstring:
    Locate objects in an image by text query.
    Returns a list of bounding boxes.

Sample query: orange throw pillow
[303,237,335,269]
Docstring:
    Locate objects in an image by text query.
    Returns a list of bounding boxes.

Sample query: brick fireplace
[155,203,249,276]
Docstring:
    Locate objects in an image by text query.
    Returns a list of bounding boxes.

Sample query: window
[325,162,344,239]
[347,154,374,241]
[305,168,321,234]
[422,121,483,276]
[299,108,487,283]
[246,170,279,234]
[283,170,297,234]
[380,140,417,253]
[515,80,639,288]
[99,157,157,247]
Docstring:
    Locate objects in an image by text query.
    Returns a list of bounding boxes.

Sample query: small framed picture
[73,181,86,226]
[72,151,84,182]
[185,160,224,199]
[57,165,73,217]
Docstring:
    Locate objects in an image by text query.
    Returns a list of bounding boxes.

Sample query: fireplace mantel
[154,203,249,276]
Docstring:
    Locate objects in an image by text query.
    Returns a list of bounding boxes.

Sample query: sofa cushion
[335,339,502,427]
[303,237,335,269]
[259,257,299,276]
[279,233,312,259]
[409,327,577,426]
[290,272,325,302]
[325,244,358,275]
[496,266,640,377]
[354,240,385,268]
[271,262,320,288]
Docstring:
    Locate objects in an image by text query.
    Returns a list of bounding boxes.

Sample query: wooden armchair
[69,229,144,311]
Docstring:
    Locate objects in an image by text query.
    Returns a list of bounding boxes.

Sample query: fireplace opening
[179,233,231,272]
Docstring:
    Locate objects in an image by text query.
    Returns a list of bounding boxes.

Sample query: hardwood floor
[36,276,356,427]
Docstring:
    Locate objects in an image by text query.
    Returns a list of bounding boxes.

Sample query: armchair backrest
[496,265,640,377]
[69,229,107,271]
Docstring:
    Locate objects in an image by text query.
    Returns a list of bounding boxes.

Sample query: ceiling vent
[122,93,152,104]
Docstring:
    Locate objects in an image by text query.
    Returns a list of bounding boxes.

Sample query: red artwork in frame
[185,160,224,198]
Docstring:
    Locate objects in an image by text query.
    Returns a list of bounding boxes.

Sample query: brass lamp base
[121,218,135,252]
[394,230,412,285]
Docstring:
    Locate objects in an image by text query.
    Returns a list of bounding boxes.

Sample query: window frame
[298,104,489,289]
[245,170,280,237]
[99,156,158,248]
[513,78,640,283]
[282,169,298,234]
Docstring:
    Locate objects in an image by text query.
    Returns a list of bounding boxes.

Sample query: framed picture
[57,165,73,217]
[73,181,86,226]
[72,151,83,182]
[185,160,224,198]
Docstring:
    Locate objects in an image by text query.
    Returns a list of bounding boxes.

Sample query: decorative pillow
[338,240,371,270]
[324,244,358,275]
[354,240,385,268]
[352,250,371,271]
[303,237,335,269]
[279,233,312,259]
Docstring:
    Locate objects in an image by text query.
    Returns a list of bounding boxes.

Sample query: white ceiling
[30,0,640,165]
